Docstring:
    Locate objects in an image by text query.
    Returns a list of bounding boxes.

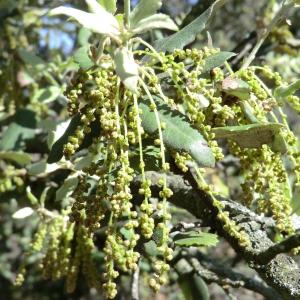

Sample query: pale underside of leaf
[131,13,178,34]
[130,0,162,28]
[49,6,120,37]
[114,47,139,92]
[212,123,287,153]
[12,207,34,219]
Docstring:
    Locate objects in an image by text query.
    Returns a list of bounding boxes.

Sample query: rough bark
[133,171,300,299]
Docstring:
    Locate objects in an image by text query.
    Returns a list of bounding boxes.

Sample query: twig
[131,261,140,300]
[241,0,295,69]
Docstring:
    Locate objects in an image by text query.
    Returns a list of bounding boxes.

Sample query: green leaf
[144,240,158,256]
[33,86,61,103]
[18,49,45,67]
[47,114,81,163]
[120,228,135,240]
[219,77,251,100]
[274,79,300,99]
[130,0,162,28]
[201,51,236,73]
[55,174,79,202]
[98,0,117,14]
[139,99,215,167]
[78,27,92,46]
[131,13,178,34]
[212,123,288,153]
[0,151,31,165]
[27,161,62,176]
[154,0,226,52]
[179,273,210,300]
[0,109,37,151]
[114,47,139,92]
[173,231,218,247]
[49,5,120,37]
[74,46,94,70]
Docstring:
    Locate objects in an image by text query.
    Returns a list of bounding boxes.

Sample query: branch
[255,232,300,264]
[188,250,281,299]
[132,170,300,299]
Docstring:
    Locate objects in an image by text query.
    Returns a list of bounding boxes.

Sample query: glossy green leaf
[139,99,215,167]
[0,151,31,165]
[130,0,162,28]
[274,79,300,99]
[98,0,117,14]
[47,114,81,163]
[114,47,139,92]
[173,231,218,247]
[131,13,178,34]
[212,123,287,153]
[154,0,226,52]
[73,46,94,70]
[201,51,236,73]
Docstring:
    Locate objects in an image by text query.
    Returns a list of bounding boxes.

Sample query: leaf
[130,0,162,28]
[219,77,251,100]
[18,49,45,67]
[173,231,218,247]
[78,27,92,46]
[12,207,34,219]
[0,151,31,165]
[49,5,120,37]
[201,51,236,73]
[27,161,62,176]
[73,46,94,70]
[120,228,135,240]
[179,273,210,300]
[114,47,139,92]
[131,13,178,34]
[47,114,81,163]
[0,109,37,151]
[33,86,61,103]
[274,79,300,99]
[139,99,215,167]
[55,174,79,201]
[144,240,158,256]
[154,0,226,52]
[98,0,117,14]
[212,123,287,153]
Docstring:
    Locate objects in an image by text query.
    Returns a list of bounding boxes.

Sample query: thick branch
[132,171,300,299]
[255,232,300,264]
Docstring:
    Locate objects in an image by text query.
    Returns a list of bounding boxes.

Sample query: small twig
[254,231,300,264]
[241,0,295,69]
[131,261,140,300]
